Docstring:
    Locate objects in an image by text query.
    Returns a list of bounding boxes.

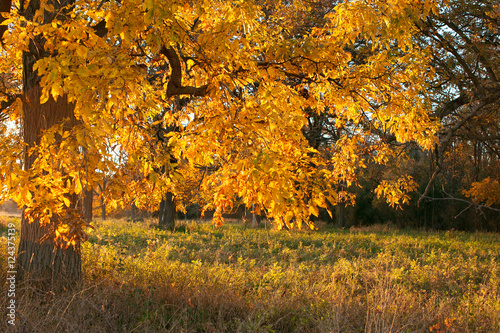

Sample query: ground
[1,216,499,332]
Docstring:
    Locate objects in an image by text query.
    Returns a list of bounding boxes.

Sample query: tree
[1,0,445,285]
[0,0,85,285]
[414,0,500,221]
[151,98,184,230]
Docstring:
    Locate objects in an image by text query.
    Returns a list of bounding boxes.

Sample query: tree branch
[90,19,108,38]
[159,46,209,98]
[419,191,500,214]
[435,94,469,119]
[440,17,498,83]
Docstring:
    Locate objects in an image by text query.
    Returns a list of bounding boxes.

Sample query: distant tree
[415,0,500,219]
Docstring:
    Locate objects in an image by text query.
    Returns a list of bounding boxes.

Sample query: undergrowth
[1,217,499,332]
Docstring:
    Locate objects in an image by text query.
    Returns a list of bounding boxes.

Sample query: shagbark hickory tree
[0,0,441,283]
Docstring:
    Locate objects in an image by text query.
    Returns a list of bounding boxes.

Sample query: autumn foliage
[0,0,498,255]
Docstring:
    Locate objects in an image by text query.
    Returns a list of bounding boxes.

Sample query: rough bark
[18,86,81,286]
[101,198,106,220]
[83,190,93,222]
[158,192,176,230]
[17,0,81,287]
[98,179,107,220]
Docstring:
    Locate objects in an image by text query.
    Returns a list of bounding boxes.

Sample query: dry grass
[1,216,499,332]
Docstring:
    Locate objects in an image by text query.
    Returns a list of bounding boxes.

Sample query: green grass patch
[1,218,499,332]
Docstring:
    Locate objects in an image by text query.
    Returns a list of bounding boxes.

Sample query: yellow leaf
[40,89,50,104]
[74,179,82,195]
[308,204,319,217]
[51,84,63,100]
[75,45,88,58]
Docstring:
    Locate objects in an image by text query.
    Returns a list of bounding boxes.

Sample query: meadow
[1,216,499,332]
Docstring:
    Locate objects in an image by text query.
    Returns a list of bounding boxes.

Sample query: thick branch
[440,91,500,150]
[90,19,108,38]
[435,94,468,119]
[418,17,482,91]
[159,46,209,98]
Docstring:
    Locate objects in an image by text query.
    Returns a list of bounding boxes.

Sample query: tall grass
[1,216,499,332]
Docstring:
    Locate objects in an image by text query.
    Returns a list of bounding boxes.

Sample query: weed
[0,219,499,332]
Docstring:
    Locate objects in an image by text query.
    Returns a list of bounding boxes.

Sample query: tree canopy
[0,0,498,265]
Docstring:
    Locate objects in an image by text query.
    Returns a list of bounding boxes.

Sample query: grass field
[1,216,499,332]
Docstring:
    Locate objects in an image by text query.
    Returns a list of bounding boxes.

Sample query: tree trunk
[338,181,346,228]
[17,220,81,287]
[83,189,93,222]
[338,201,345,228]
[99,179,107,220]
[158,192,176,230]
[17,0,81,286]
[251,203,259,228]
[101,198,106,220]
[18,86,81,286]
[131,201,137,221]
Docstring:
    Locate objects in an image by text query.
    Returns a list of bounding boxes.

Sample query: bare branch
[440,17,498,82]
[419,190,500,214]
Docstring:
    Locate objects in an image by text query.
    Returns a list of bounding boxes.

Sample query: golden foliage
[375,176,418,208]
[463,178,500,207]
[0,0,448,242]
